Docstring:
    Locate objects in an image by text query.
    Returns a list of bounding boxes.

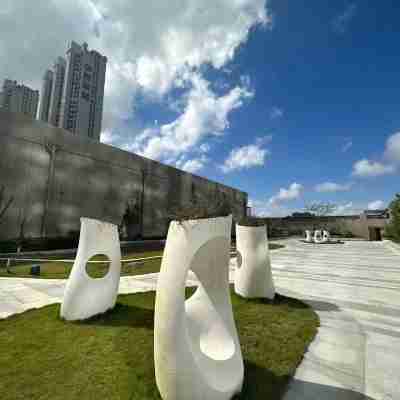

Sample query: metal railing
[0,250,238,274]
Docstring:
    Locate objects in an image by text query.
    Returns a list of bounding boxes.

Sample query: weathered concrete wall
[261,215,389,240]
[0,111,247,240]
[261,216,360,237]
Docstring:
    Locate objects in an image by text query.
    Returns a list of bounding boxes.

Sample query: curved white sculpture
[314,229,323,244]
[305,230,313,242]
[234,224,275,299]
[154,215,244,400]
[60,217,121,321]
[322,230,330,242]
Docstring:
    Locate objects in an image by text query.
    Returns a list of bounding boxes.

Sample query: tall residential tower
[48,57,66,128]
[38,70,53,122]
[40,42,107,141]
[0,79,39,118]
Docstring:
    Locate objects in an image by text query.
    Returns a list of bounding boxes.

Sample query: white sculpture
[322,230,330,242]
[305,230,313,242]
[154,215,244,400]
[60,217,121,321]
[234,224,275,299]
[314,229,323,244]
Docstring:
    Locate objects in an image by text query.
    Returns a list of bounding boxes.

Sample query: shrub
[237,217,266,227]
[385,193,400,242]
[167,196,232,223]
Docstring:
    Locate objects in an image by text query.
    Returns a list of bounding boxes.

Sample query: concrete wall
[0,111,247,241]
[261,216,358,237]
[261,215,389,240]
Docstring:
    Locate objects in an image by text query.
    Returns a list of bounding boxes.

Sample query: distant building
[40,42,107,141]
[0,79,39,118]
[38,70,53,122]
[48,57,66,127]
[363,209,390,219]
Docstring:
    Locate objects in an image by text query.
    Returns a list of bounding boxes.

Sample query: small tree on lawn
[0,185,14,225]
[304,202,337,216]
[304,202,337,231]
[385,193,400,242]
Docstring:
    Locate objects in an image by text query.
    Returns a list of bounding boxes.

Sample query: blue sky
[1,1,399,216]
[123,1,400,215]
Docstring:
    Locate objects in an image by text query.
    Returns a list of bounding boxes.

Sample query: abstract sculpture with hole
[313,229,323,244]
[322,230,330,242]
[305,230,313,242]
[234,224,275,299]
[154,215,244,400]
[60,217,121,321]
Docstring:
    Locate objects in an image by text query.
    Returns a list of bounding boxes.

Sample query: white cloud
[332,3,357,34]
[342,139,353,153]
[269,106,283,120]
[269,182,303,206]
[332,201,362,216]
[220,135,271,173]
[100,129,118,145]
[367,200,385,210]
[249,199,294,217]
[352,159,395,177]
[126,73,253,163]
[314,181,353,193]
[384,132,400,164]
[0,0,271,149]
[175,155,208,174]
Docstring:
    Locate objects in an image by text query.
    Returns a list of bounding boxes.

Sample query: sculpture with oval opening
[305,230,313,242]
[234,224,275,299]
[314,229,323,243]
[60,217,121,321]
[154,215,244,400]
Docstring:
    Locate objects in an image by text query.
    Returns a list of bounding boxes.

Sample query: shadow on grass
[236,292,311,309]
[75,303,155,329]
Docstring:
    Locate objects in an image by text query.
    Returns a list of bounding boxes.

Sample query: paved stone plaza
[1,239,399,399]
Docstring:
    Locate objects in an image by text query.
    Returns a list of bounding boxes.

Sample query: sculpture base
[299,239,344,244]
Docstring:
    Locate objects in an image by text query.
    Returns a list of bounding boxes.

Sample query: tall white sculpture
[314,229,323,244]
[305,230,313,242]
[234,224,275,299]
[60,217,121,321]
[322,230,330,242]
[154,215,244,400]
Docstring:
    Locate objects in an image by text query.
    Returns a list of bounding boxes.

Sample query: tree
[304,202,337,216]
[119,197,141,240]
[303,202,337,231]
[15,207,29,253]
[385,193,400,242]
[0,185,14,225]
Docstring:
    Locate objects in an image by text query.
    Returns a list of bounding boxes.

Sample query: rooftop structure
[0,79,39,118]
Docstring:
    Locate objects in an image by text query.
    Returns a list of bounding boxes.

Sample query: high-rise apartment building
[0,79,39,118]
[48,57,66,127]
[40,42,107,141]
[38,70,53,122]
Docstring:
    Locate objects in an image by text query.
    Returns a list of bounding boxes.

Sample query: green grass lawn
[0,287,318,400]
[0,243,284,279]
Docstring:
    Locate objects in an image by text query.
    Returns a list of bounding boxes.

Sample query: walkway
[277,239,400,400]
[1,239,400,399]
